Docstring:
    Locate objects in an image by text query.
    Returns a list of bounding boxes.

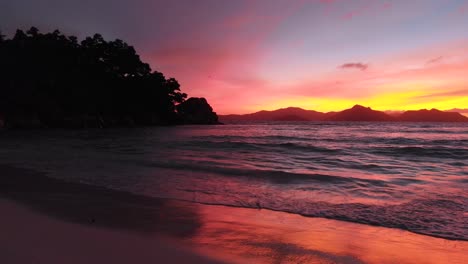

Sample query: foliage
[0,27,196,127]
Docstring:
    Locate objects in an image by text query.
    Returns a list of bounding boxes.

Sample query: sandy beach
[1,164,467,264]
[0,199,225,264]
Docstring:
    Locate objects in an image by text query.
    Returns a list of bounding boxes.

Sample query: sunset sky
[1,0,468,114]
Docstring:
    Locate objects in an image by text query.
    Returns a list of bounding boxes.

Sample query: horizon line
[219,105,468,116]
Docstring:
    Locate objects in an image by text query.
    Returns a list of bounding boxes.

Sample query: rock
[177,97,221,125]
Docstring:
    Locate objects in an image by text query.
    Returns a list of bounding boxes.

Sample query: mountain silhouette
[220,107,326,122]
[219,105,468,123]
[398,109,468,122]
[326,105,394,121]
[446,108,468,117]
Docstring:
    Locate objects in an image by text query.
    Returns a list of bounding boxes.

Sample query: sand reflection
[188,204,468,264]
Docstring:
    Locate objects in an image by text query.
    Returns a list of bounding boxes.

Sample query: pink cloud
[458,2,468,14]
[339,63,369,71]
[341,0,394,20]
[426,56,444,65]
[383,2,392,10]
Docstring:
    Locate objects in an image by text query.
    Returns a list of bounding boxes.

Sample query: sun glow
[252,89,468,113]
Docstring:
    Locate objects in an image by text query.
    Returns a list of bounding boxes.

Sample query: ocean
[0,122,467,241]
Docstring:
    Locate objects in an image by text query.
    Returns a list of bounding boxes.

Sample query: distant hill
[446,108,468,113]
[219,107,326,122]
[446,108,468,117]
[220,105,468,123]
[398,109,468,122]
[326,105,394,121]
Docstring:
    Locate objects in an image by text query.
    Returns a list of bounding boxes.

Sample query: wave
[296,198,468,241]
[371,146,468,160]
[43,166,465,242]
[139,159,389,186]
[183,140,341,153]
[178,194,468,241]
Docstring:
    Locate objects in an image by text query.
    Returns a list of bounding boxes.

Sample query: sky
[1,0,468,114]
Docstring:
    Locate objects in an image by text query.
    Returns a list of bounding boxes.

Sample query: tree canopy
[0,27,219,128]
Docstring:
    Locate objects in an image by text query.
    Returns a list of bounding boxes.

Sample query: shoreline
[177,200,468,243]
[1,164,467,263]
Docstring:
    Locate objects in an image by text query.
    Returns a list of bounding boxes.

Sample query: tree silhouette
[0,27,219,128]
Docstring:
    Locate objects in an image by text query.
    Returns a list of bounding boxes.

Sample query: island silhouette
[220,105,468,122]
[0,27,220,128]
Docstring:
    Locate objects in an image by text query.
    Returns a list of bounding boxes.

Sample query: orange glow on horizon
[219,92,468,115]
[248,90,468,114]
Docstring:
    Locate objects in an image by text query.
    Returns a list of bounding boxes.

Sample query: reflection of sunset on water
[189,204,468,264]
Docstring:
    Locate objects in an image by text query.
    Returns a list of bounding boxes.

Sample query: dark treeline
[0,27,220,128]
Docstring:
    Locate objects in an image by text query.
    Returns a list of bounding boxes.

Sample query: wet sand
[188,204,468,264]
[1,164,467,263]
[0,199,224,264]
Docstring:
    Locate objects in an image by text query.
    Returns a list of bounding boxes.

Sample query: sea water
[0,122,466,240]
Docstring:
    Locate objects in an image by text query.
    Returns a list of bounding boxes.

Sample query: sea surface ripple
[0,122,467,240]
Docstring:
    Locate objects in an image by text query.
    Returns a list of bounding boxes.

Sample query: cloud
[341,1,393,21]
[338,62,368,71]
[426,56,443,65]
[412,89,468,100]
[319,0,335,4]
[458,2,468,15]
